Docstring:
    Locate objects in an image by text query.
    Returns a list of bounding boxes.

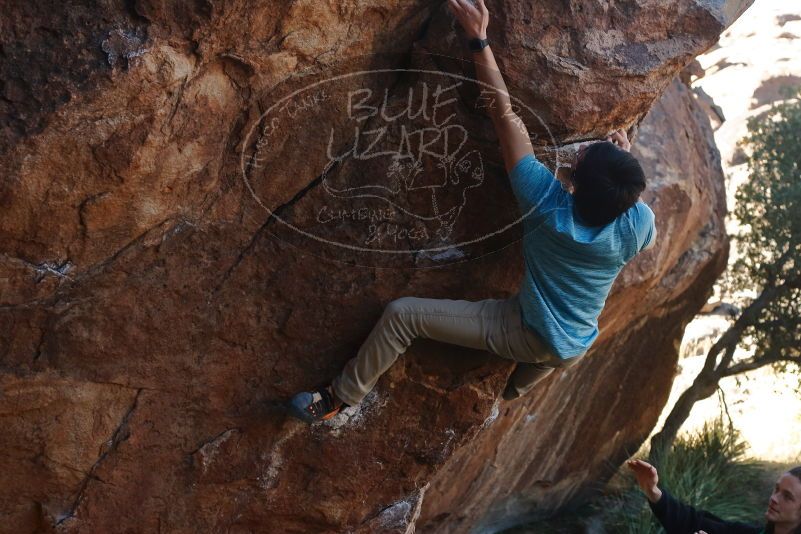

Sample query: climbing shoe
[287,385,343,423]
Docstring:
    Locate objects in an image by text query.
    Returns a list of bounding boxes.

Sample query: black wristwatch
[468,37,489,52]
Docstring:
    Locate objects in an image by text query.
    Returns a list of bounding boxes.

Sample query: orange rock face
[1,0,741,532]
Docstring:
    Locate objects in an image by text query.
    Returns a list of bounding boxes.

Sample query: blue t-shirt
[508,153,656,359]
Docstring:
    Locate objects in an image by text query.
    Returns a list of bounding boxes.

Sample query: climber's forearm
[471,44,515,126]
[471,43,533,173]
[450,0,530,169]
[448,0,514,126]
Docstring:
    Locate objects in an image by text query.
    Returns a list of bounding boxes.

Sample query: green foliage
[726,85,801,367]
[598,418,765,534]
[733,86,801,286]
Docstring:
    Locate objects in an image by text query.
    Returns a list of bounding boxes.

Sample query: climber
[287,0,657,423]
[628,459,801,534]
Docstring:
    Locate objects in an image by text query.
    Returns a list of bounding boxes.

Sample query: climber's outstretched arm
[447,0,534,174]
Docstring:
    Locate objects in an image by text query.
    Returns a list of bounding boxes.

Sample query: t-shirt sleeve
[508,153,561,216]
[632,201,657,252]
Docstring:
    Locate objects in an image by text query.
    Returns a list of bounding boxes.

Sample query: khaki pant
[331,293,580,406]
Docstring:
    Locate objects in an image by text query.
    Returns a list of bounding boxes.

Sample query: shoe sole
[286,401,340,424]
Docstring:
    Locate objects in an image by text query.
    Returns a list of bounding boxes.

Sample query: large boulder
[0,0,740,532]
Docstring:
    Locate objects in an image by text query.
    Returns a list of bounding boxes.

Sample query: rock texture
[0,0,742,532]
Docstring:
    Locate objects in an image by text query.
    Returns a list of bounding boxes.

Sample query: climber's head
[569,140,646,226]
[764,466,801,533]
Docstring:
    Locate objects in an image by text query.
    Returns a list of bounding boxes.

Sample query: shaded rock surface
[1,0,742,532]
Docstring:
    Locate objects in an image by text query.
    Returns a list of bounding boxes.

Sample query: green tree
[650,86,801,454]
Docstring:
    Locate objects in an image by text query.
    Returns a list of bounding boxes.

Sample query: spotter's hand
[626,459,662,503]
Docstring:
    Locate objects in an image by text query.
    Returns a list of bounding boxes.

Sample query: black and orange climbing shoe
[287,385,343,423]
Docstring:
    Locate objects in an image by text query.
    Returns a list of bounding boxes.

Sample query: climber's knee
[383,296,417,319]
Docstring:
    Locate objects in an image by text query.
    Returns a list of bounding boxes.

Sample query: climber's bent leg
[502,354,583,400]
[332,296,502,406]
[502,362,555,400]
[331,293,552,406]
[503,338,581,400]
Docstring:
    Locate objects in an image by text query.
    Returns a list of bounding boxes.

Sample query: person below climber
[628,459,801,534]
[287,0,657,423]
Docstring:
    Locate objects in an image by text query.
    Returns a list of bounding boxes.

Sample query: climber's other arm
[447,0,534,174]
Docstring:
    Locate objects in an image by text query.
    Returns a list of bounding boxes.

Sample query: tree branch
[724,354,801,376]
[702,279,794,376]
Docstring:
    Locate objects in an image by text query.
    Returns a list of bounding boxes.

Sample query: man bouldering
[288,0,657,423]
[628,459,801,534]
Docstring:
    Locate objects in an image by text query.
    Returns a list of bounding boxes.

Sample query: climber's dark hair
[571,141,646,226]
